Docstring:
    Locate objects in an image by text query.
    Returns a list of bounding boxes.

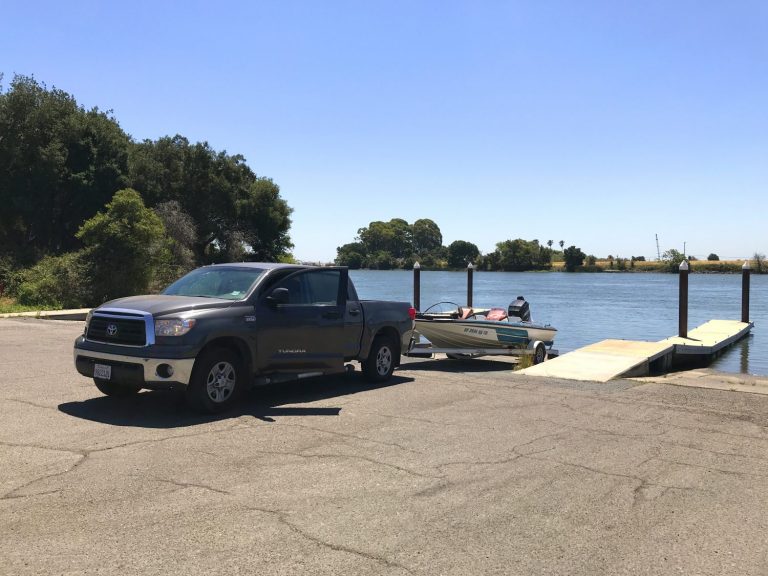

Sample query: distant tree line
[0,75,293,307]
[336,219,567,272]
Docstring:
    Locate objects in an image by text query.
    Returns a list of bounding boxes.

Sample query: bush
[77,189,171,303]
[12,252,90,309]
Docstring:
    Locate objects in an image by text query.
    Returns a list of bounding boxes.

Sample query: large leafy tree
[0,75,130,263]
[491,239,552,271]
[128,135,292,263]
[563,245,586,272]
[411,218,442,254]
[447,240,480,268]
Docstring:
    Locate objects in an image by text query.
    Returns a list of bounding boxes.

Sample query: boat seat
[457,306,475,319]
[486,308,508,321]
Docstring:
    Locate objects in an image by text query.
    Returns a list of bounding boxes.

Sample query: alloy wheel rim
[376,346,392,375]
[206,361,236,403]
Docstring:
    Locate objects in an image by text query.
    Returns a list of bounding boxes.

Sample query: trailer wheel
[533,342,547,364]
[362,336,396,382]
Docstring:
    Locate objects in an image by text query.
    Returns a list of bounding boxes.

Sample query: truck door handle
[322,311,342,319]
[349,308,360,315]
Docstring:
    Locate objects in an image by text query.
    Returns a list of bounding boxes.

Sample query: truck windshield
[162,267,266,300]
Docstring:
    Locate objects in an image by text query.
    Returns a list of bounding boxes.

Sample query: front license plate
[94,363,112,380]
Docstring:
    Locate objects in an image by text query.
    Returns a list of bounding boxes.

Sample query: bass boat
[415,296,556,350]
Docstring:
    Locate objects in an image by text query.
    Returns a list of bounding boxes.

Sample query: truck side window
[305,270,341,305]
[275,270,340,305]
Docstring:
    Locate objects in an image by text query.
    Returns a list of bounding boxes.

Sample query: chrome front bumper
[73,349,196,387]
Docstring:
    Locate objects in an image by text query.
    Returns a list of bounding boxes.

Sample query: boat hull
[415,318,556,349]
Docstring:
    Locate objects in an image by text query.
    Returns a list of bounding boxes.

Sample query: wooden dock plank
[662,320,752,354]
[519,319,752,382]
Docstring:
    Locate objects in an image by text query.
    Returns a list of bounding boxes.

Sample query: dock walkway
[519,319,753,382]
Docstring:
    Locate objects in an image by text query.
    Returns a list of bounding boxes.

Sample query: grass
[550,259,748,273]
[0,296,40,314]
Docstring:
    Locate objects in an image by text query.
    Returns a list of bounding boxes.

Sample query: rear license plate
[94,363,112,380]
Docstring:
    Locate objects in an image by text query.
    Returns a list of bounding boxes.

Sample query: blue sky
[3,1,767,262]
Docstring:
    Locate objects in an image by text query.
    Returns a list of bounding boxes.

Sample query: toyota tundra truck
[73,263,415,413]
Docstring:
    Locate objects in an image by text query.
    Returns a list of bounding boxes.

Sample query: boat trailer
[406,339,559,364]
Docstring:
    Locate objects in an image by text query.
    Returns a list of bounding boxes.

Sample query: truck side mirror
[266,287,290,306]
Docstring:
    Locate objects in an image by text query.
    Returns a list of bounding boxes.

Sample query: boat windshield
[162,267,266,300]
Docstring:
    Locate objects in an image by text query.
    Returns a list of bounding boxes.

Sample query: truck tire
[362,336,396,383]
[186,348,244,413]
[94,378,142,397]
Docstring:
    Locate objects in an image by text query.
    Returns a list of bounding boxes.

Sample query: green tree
[153,200,198,285]
[753,252,765,273]
[411,219,443,255]
[335,242,367,269]
[76,189,171,303]
[447,240,480,269]
[563,246,586,272]
[0,75,130,263]
[490,239,552,271]
[357,221,397,254]
[707,253,719,261]
[128,135,292,263]
[662,249,686,272]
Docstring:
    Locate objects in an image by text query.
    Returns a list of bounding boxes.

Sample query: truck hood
[98,295,235,317]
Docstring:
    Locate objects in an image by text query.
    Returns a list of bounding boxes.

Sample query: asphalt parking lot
[2,318,768,575]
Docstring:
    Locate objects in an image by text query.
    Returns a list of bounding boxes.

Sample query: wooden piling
[742,261,751,323]
[413,262,421,312]
[679,260,689,338]
[467,262,474,307]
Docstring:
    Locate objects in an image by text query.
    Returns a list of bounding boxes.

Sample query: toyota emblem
[106,323,118,336]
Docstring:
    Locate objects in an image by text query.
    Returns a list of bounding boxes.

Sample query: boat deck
[518,320,753,382]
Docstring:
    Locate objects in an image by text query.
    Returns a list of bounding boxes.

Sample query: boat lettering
[463,327,489,336]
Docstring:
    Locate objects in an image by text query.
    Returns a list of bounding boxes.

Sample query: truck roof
[205,262,311,270]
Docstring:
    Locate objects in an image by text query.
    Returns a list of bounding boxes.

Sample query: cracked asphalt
[2,318,768,575]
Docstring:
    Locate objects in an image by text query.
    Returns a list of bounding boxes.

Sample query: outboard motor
[508,296,531,322]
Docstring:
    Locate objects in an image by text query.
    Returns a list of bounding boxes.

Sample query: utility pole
[655,234,661,261]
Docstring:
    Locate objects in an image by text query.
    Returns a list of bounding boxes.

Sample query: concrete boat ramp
[519,319,753,382]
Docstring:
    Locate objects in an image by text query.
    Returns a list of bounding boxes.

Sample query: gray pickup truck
[73,263,415,412]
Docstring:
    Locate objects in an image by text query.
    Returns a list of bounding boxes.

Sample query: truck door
[342,277,365,357]
[256,268,347,373]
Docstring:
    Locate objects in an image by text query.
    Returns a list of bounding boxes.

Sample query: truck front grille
[87,315,147,346]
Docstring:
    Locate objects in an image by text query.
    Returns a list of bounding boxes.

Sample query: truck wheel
[93,379,141,397]
[186,348,244,413]
[363,336,396,383]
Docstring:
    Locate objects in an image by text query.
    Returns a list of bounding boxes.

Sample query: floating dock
[518,319,753,382]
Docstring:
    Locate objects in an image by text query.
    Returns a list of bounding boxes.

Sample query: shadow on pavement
[401,356,520,373]
[58,372,414,429]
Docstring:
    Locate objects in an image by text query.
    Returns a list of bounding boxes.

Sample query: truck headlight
[84,310,94,335]
[155,318,196,337]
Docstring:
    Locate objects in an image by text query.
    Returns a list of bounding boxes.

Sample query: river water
[350,269,767,376]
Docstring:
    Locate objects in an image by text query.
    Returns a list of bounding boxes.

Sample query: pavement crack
[274,422,424,455]
[654,457,768,479]
[246,506,414,574]
[1,452,88,500]
[520,452,711,502]
[254,449,440,480]
[5,398,57,411]
[148,475,231,495]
